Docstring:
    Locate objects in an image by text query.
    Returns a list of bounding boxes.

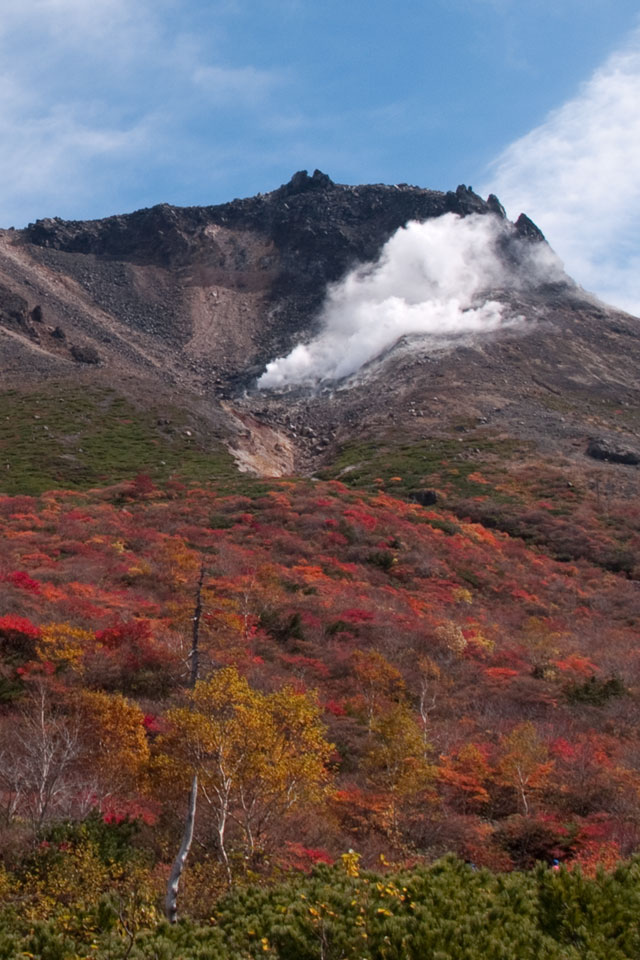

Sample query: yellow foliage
[521,616,565,668]
[351,649,405,729]
[367,703,434,801]
[452,587,473,605]
[0,864,10,900]
[159,667,333,853]
[156,539,200,586]
[37,622,92,672]
[125,558,153,580]
[77,689,150,792]
[468,630,495,653]
[417,655,441,681]
[15,839,159,937]
[176,856,229,920]
[497,722,555,815]
[340,850,361,877]
[19,840,108,926]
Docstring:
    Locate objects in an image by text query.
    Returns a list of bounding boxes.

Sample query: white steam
[258,212,554,389]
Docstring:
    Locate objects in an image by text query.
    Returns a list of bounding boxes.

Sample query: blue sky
[1,0,639,312]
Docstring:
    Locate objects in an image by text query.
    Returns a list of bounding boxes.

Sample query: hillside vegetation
[3,854,640,959]
[1,409,640,954]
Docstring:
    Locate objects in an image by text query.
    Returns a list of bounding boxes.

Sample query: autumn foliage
[0,468,639,948]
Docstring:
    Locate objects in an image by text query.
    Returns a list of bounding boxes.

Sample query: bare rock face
[515,213,546,243]
[0,283,41,342]
[0,283,30,328]
[587,438,640,465]
[25,171,504,275]
[409,490,438,506]
[70,344,101,365]
[15,171,551,388]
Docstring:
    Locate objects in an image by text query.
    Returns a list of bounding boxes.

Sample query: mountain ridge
[0,170,638,490]
[0,171,552,386]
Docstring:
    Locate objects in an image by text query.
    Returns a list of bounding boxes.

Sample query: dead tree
[188,560,206,687]
[165,772,198,924]
[166,558,206,923]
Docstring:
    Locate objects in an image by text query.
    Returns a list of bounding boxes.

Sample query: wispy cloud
[485,28,640,315]
[0,99,153,224]
[192,64,284,107]
[0,0,291,225]
[0,4,150,222]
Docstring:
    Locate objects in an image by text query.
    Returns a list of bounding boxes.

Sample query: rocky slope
[0,170,638,489]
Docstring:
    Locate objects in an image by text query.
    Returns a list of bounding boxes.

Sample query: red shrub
[1,571,41,593]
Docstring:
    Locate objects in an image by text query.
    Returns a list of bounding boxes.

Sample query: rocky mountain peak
[515,212,546,243]
[15,172,553,387]
[0,171,637,486]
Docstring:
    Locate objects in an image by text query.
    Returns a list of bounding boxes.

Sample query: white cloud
[485,29,640,315]
[0,0,147,59]
[193,64,283,106]
[0,1,154,222]
[0,93,154,224]
[0,0,290,224]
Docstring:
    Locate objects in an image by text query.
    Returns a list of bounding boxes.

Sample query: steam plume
[258,212,558,389]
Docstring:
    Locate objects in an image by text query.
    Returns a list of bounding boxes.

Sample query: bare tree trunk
[166,562,207,924]
[189,561,206,688]
[238,788,257,859]
[7,682,81,830]
[217,801,232,886]
[165,773,198,924]
[202,775,234,886]
[519,780,529,816]
[418,679,435,754]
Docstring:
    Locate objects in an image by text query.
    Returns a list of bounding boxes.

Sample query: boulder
[409,489,438,506]
[70,344,100,365]
[587,438,640,465]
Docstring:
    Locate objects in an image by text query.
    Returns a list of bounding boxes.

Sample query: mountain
[1,174,640,943]
[1,170,638,488]
[1,168,639,566]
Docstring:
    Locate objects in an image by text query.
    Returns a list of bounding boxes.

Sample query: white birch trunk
[165,773,198,924]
